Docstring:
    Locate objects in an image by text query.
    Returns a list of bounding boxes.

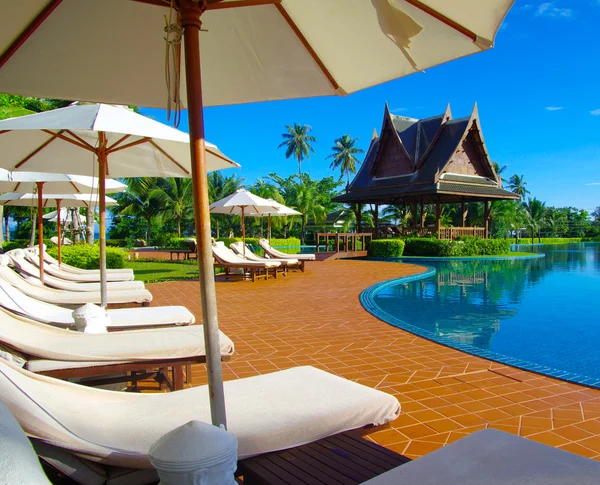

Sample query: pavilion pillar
[435,202,442,238]
[356,203,361,233]
[373,204,379,239]
[461,201,467,227]
[484,200,490,239]
[411,201,418,229]
[420,197,426,228]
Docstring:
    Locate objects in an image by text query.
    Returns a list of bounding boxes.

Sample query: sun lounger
[0,358,399,472]
[0,278,194,329]
[0,256,152,306]
[23,247,133,283]
[259,238,316,261]
[7,249,145,292]
[0,307,233,389]
[230,241,305,273]
[212,241,280,282]
[39,246,134,280]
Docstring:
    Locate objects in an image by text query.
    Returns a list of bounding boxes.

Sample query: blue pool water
[362,243,600,387]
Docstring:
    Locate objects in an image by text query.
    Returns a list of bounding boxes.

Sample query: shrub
[404,238,451,256]
[47,244,128,269]
[403,237,510,257]
[106,239,128,248]
[368,239,405,258]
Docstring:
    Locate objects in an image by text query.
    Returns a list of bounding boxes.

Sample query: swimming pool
[361,243,600,387]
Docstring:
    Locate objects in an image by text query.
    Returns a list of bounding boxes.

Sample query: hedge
[106,239,129,248]
[2,239,55,252]
[403,237,510,257]
[368,239,405,258]
[47,245,128,269]
[215,237,301,250]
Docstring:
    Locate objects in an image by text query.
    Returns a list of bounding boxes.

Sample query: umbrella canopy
[210,189,279,254]
[0,192,118,208]
[0,103,238,307]
[261,199,301,241]
[0,170,126,194]
[0,0,514,428]
[43,208,86,224]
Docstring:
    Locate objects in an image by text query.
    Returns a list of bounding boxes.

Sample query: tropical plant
[112,178,163,243]
[326,134,364,186]
[278,123,317,178]
[524,197,546,243]
[491,161,508,186]
[207,171,245,238]
[149,177,193,237]
[293,177,327,243]
[508,174,530,200]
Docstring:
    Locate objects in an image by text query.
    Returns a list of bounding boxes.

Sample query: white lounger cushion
[8,250,144,292]
[0,278,194,328]
[0,359,400,468]
[0,257,152,305]
[40,248,134,278]
[259,239,316,261]
[230,242,299,265]
[0,307,233,363]
[212,242,280,268]
[0,401,52,485]
[24,248,133,283]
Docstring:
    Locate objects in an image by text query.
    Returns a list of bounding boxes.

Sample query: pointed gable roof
[334,102,519,205]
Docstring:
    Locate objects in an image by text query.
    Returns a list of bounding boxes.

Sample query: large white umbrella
[0,171,126,278]
[209,189,279,255]
[0,103,238,307]
[0,192,118,265]
[262,198,301,241]
[0,0,514,428]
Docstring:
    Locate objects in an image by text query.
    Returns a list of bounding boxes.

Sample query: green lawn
[125,260,199,283]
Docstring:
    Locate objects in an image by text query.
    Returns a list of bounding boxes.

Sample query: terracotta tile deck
[147,260,600,461]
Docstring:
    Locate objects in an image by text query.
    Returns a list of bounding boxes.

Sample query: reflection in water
[372,243,600,384]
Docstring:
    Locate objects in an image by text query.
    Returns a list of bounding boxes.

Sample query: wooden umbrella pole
[36,182,45,284]
[179,0,227,428]
[242,206,246,256]
[98,132,108,309]
[268,214,271,242]
[56,199,62,265]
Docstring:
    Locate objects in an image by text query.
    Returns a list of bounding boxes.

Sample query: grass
[125,260,199,283]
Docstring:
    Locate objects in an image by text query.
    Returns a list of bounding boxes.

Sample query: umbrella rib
[39,129,94,153]
[148,139,191,176]
[63,130,96,151]
[404,0,478,42]
[0,0,63,70]
[69,181,81,194]
[14,130,64,169]
[108,134,132,151]
[274,3,340,92]
[207,0,281,10]
[108,137,152,153]
[206,147,239,167]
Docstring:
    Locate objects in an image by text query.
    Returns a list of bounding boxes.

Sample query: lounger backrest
[259,239,288,259]
[230,242,263,262]
[212,243,253,264]
[0,278,66,325]
[0,257,55,298]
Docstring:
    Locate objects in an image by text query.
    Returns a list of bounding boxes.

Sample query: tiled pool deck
[147,260,600,461]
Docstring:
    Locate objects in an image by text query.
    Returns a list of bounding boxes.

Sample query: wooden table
[169,249,193,261]
[237,432,410,484]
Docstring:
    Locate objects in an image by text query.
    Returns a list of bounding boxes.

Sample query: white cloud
[545,106,563,111]
[499,22,509,31]
[536,2,574,18]
[590,109,600,116]
[391,107,408,113]
[585,182,600,186]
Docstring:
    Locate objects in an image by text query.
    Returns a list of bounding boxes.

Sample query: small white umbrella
[0,192,118,265]
[209,189,279,255]
[0,103,238,307]
[43,207,86,224]
[262,199,301,241]
[0,171,125,280]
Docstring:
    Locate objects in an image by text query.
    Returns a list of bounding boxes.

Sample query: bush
[368,239,405,258]
[404,238,451,256]
[47,244,128,269]
[403,237,510,257]
[106,239,128,248]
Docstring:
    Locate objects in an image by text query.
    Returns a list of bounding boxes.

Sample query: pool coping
[367,253,545,262]
[360,268,600,390]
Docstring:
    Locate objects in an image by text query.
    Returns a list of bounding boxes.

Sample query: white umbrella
[0,192,118,265]
[0,170,126,280]
[0,0,514,428]
[0,103,238,307]
[43,208,86,224]
[209,189,279,255]
[262,199,302,242]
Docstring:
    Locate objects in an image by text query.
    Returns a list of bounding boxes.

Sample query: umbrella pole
[56,199,62,265]
[180,0,227,428]
[36,182,45,284]
[98,132,108,309]
[268,214,272,242]
[242,206,245,256]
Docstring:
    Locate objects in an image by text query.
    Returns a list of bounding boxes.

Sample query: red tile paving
[147,259,600,461]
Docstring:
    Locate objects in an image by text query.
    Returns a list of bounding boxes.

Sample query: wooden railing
[315,233,372,253]
[438,227,486,240]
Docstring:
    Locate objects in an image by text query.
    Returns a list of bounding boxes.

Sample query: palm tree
[149,177,194,237]
[327,134,364,186]
[525,198,546,243]
[491,161,508,187]
[382,205,411,227]
[113,177,163,243]
[508,174,530,200]
[293,178,326,244]
[278,123,317,178]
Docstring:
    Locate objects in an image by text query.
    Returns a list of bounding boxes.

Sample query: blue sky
[141,0,600,213]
